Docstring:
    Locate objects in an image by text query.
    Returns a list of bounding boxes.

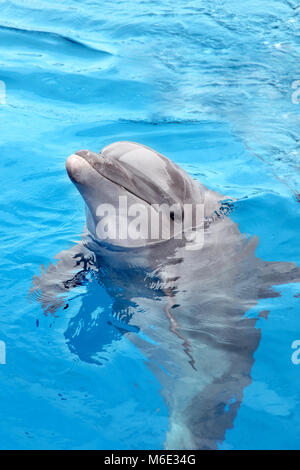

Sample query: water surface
[0,0,299,449]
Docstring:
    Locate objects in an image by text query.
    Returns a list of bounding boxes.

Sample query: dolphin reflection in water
[31,142,300,449]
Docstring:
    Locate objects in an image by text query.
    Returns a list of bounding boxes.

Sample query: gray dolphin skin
[31,141,300,449]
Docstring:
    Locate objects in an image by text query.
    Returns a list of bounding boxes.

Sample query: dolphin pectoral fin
[30,242,97,316]
[259,260,300,294]
[30,263,67,316]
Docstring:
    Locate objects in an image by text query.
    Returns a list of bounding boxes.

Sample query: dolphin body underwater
[31,141,300,449]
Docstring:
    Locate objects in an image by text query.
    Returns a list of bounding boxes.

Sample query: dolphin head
[66,141,204,249]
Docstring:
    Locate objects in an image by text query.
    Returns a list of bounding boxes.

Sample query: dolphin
[31,141,300,449]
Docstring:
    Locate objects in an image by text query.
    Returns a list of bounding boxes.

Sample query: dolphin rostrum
[31,141,300,449]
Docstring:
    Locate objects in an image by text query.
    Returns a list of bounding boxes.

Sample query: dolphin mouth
[67,149,153,207]
[74,149,105,176]
[67,149,120,187]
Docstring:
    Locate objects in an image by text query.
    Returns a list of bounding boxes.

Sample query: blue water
[0,0,300,450]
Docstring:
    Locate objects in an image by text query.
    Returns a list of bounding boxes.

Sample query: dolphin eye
[170,210,184,221]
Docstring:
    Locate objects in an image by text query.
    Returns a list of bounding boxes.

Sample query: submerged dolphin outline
[31,141,300,449]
